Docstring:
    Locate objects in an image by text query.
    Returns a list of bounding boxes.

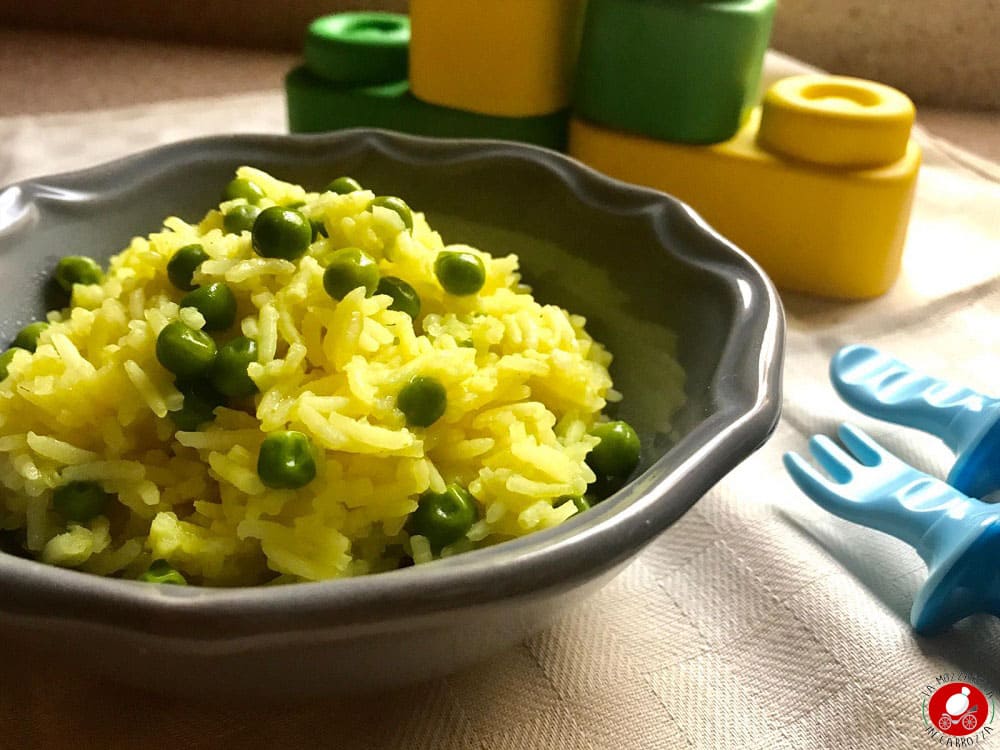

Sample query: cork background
[770,0,999,110]
[1,0,997,110]
[0,1,407,51]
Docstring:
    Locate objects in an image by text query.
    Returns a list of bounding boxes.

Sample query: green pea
[559,495,591,514]
[155,321,217,379]
[251,206,312,260]
[370,196,413,230]
[397,375,446,428]
[322,247,380,301]
[434,251,485,296]
[257,430,317,489]
[208,336,259,398]
[0,349,15,381]
[407,484,478,550]
[167,244,210,292]
[223,178,266,204]
[587,421,641,487]
[180,282,237,331]
[376,276,421,319]
[223,204,261,235]
[138,559,187,585]
[53,480,111,522]
[326,176,363,194]
[12,322,49,352]
[54,256,103,293]
[170,379,225,431]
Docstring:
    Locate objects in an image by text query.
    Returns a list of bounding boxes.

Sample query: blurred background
[2,0,997,112]
[0,0,997,164]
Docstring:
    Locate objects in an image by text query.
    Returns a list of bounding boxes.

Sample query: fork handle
[831,345,999,454]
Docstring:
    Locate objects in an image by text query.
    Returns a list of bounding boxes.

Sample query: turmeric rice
[0,168,628,586]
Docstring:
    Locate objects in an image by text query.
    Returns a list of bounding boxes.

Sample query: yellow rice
[0,167,620,586]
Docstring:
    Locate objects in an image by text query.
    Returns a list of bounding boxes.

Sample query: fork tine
[788,433,973,546]
[783,451,858,516]
[808,435,855,483]
[837,423,884,467]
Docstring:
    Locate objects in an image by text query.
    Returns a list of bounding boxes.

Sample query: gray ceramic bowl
[0,130,783,697]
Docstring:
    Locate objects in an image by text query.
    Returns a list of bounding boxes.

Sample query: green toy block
[285,66,569,151]
[304,13,410,85]
[573,0,776,144]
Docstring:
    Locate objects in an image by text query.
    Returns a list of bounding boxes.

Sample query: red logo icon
[928,683,989,736]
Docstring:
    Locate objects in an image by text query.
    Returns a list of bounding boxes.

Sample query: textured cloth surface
[1,54,1000,749]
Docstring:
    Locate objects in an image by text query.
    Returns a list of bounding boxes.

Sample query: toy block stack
[286,2,586,150]
[286,1,923,300]
[567,0,921,299]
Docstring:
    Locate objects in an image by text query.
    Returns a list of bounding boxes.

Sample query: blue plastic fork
[784,423,1000,635]
[831,344,1000,499]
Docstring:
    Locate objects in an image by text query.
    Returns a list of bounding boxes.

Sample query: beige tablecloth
[2,54,1000,749]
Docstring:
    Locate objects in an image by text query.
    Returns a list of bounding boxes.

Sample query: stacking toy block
[784,423,1000,635]
[832,345,1000,500]
[287,11,569,150]
[304,13,410,85]
[574,0,776,144]
[286,67,570,151]
[569,75,921,299]
[408,0,586,117]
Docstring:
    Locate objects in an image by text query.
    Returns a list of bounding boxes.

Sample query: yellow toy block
[569,75,922,299]
[408,0,586,118]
